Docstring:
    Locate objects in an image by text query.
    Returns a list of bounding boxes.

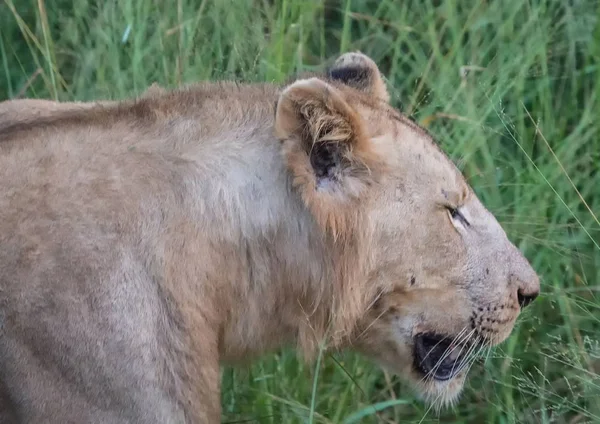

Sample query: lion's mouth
[413,333,471,381]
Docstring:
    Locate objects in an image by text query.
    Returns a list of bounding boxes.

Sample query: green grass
[2,0,599,422]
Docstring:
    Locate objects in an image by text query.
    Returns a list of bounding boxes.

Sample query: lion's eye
[447,206,470,227]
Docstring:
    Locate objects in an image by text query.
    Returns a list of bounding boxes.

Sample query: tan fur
[0,53,539,423]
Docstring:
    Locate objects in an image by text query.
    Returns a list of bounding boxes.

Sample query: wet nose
[517,287,538,308]
[510,246,541,308]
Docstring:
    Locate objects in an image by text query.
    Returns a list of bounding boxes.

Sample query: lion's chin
[372,354,468,410]
[411,370,467,409]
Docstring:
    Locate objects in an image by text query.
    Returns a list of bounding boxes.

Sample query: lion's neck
[157,84,361,362]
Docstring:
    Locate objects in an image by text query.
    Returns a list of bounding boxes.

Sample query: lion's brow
[386,110,463,172]
[441,188,462,205]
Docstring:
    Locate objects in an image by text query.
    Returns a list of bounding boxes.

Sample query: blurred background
[1,0,599,423]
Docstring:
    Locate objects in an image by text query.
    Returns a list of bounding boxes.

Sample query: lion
[0,52,539,423]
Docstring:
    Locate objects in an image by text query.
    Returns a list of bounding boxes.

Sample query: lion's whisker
[420,327,475,383]
[461,339,490,377]
[433,327,479,376]
[418,326,467,364]
[454,337,483,373]
[448,332,478,377]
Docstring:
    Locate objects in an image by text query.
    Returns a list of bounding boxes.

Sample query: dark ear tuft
[328,52,389,102]
[329,66,371,88]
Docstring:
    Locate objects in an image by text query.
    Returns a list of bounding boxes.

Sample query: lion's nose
[517,287,538,308]
[509,245,540,309]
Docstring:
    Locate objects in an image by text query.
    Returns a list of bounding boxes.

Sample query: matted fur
[0,53,539,423]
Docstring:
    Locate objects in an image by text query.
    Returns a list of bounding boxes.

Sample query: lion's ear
[275,77,384,236]
[327,52,389,103]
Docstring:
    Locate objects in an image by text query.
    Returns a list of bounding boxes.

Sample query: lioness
[0,53,539,423]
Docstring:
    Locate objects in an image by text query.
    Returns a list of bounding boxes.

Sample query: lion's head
[274,52,540,406]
